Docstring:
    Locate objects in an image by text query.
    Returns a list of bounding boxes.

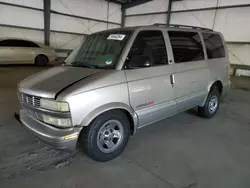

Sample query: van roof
[153,24,213,31]
[94,24,217,35]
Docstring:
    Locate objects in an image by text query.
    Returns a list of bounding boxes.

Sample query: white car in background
[0,38,57,66]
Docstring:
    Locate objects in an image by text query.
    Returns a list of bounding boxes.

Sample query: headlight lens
[42,114,71,127]
[40,99,69,112]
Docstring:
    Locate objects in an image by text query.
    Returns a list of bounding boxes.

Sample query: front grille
[27,110,43,120]
[20,93,41,108]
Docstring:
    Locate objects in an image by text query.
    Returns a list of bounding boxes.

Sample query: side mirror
[143,59,150,67]
[127,55,151,69]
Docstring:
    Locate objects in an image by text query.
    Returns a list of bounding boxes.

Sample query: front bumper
[20,109,81,152]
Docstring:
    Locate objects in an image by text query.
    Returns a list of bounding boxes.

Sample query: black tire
[198,87,220,118]
[79,110,130,162]
[35,55,48,67]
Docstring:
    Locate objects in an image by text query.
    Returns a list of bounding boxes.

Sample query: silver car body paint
[18,25,230,151]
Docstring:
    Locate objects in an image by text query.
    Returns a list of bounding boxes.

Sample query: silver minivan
[18,24,230,161]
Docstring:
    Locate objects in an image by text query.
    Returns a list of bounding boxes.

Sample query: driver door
[124,30,176,128]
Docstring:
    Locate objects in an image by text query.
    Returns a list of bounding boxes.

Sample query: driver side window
[126,30,168,69]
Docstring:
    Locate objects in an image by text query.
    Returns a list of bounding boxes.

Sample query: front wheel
[198,88,220,118]
[79,110,130,162]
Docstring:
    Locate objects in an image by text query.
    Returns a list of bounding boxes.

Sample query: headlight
[40,99,69,112]
[42,114,71,127]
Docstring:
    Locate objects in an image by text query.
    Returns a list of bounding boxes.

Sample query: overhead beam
[173,3,250,13]
[121,5,126,27]
[0,23,87,36]
[123,0,153,9]
[0,23,44,32]
[105,0,153,8]
[51,10,121,26]
[166,0,173,26]
[43,0,51,45]
[0,1,43,11]
[50,30,87,36]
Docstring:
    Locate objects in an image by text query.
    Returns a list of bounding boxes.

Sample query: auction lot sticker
[107,34,126,41]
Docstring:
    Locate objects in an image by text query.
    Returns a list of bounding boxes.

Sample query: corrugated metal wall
[124,0,250,75]
[0,0,44,44]
[50,0,121,49]
[0,0,121,50]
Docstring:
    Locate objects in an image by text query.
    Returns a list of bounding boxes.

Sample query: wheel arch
[207,80,223,96]
[200,79,224,107]
[79,102,138,135]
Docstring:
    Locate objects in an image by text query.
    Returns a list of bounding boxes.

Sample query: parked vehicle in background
[0,38,57,66]
[17,24,230,162]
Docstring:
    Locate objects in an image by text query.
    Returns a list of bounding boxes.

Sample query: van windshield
[65,30,132,69]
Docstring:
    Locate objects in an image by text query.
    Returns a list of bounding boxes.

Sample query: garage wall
[0,4,43,29]
[172,0,250,10]
[0,27,44,44]
[126,0,168,15]
[50,0,121,50]
[0,0,122,51]
[124,0,250,76]
[125,0,169,25]
[50,32,84,50]
[0,0,43,8]
[0,0,44,47]
[125,0,250,42]
[171,0,250,75]
[227,43,250,76]
[125,13,167,27]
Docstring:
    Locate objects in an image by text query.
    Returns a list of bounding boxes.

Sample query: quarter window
[126,30,168,69]
[202,33,225,59]
[168,31,205,63]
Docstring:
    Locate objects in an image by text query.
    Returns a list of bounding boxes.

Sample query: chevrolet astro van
[18,24,230,161]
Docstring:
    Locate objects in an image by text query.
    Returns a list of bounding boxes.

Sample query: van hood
[19,66,102,99]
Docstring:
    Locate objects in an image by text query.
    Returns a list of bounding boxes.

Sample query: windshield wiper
[65,61,111,69]
[68,61,97,69]
[75,64,96,69]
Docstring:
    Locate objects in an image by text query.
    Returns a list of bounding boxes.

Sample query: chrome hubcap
[97,120,124,153]
[209,95,218,114]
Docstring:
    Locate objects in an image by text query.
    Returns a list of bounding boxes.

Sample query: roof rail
[153,23,213,31]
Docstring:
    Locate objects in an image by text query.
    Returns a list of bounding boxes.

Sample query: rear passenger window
[202,33,225,59]
[168,31,204,63]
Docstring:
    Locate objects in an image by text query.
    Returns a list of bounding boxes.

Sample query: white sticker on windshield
[107,34,126,41]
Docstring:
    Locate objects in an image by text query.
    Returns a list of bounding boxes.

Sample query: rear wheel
[198,87,220,118]
[79,110,130,162]
[35,55,48,67]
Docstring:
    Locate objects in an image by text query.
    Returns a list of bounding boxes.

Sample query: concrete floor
[1,66,250,188]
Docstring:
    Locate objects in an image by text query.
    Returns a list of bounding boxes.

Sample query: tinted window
[202,33,225,59]
[0,39,39,47]
[126,30,168,69]
[168,31,204,63]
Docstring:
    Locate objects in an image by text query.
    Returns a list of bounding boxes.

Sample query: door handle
[170,74,175,87]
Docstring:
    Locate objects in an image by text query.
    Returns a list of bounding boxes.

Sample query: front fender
[63,82,139,135]
[80,102,138,134]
